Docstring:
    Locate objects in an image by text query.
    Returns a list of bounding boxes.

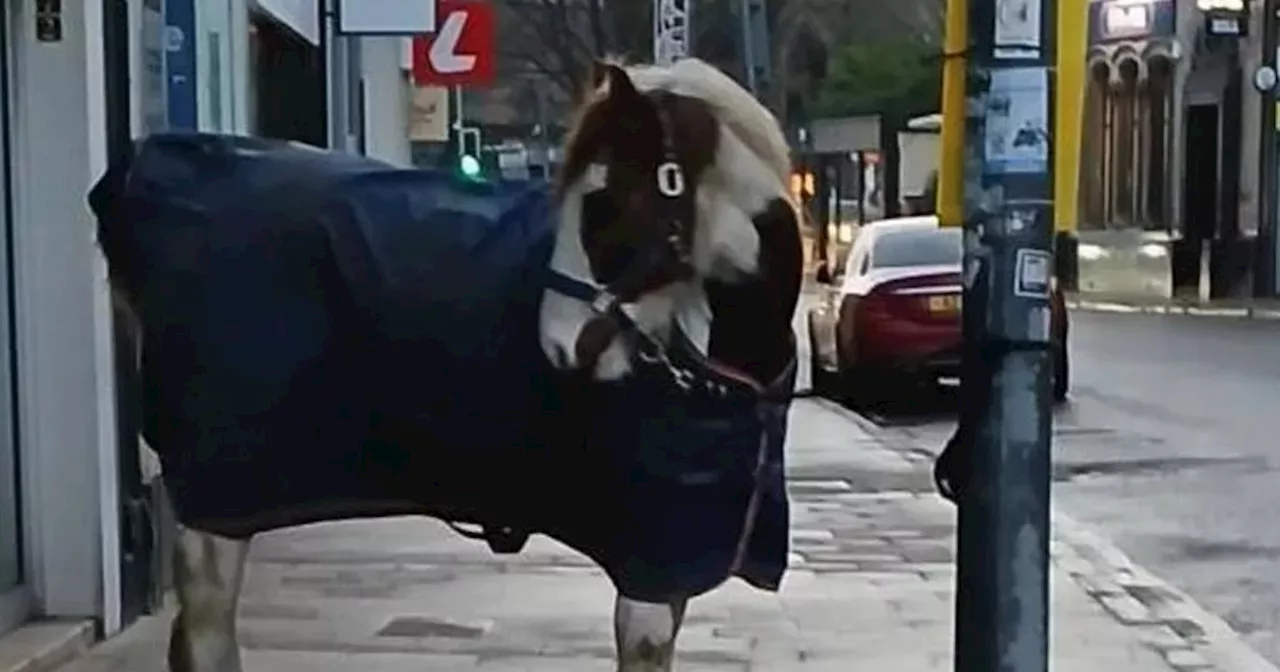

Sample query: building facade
[0,0,129,640]
[0,0,416,651]
[243,0,414,164]
[1078,0,1259,300]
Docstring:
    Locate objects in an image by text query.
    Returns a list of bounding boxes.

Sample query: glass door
[0,0,23,596]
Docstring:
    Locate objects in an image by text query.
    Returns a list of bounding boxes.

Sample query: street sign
[409,85,449,142]
[412,0,495,87]
[337,0,436,35]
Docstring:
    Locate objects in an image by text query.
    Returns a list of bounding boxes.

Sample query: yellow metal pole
[1054,0,1087,236]
[936,0,967,227]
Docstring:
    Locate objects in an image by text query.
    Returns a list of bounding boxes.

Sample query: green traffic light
[459,154,482,178]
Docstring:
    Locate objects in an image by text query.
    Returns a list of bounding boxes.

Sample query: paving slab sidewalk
[43,399,1270,672]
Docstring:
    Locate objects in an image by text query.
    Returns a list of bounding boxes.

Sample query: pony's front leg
[614,594,689,672]
[168,526,251,672]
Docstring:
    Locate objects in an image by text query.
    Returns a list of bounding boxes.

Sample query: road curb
[1052,514,1278,672]
[0,620,95,672]
[1068,299,1280,321]
[807,396,888,433]
[827,403,1278,672]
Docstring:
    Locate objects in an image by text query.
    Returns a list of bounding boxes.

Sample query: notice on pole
[1014,247,1052,299]
[409,86,450,143]
[994,0,1042,58]
[983,67,1050,175]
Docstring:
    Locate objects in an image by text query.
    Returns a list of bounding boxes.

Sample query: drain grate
[377,616,490,639]
[787,479,853,494]
[1053,427,1116,438]
[1053,455,1266,482]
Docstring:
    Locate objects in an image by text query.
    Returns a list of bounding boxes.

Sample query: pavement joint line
[0,621,95,672]
[23,396,1269,671]
[1067,300,1280,321]
[1051,512,1280,672]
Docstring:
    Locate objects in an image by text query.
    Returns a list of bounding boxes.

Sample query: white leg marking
[169,526,250,672]
[614,594,689,672]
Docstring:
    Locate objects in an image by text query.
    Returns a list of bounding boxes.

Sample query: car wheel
[841,367,879,407]
[1052,342,1069,403]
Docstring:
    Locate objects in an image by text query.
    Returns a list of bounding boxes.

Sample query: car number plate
[928,295,961,313]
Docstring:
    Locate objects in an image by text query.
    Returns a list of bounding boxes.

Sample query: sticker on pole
[1014,248,1052,299]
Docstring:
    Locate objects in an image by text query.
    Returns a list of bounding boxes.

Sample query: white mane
[623,58,794,189]
[622,58,797,282]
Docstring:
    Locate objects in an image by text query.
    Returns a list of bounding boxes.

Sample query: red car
[807,216,1069,404]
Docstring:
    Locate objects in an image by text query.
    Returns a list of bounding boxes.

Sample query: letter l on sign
[412,0,495,87]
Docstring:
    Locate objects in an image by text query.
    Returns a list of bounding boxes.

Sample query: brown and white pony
[538,58,802,670]
[162,58,801,672]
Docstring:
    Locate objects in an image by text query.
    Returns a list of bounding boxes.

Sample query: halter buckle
[590,290,618,316]
[656,161,686,197]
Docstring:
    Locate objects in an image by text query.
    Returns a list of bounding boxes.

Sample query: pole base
[1054,232,1079,292]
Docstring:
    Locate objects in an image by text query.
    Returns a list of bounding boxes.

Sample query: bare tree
[495,0,653,99]
[495,0,740,98]
[494,0,946,103]
[494,0,595,94]
[846,0,944,44]
[478,0,746,133]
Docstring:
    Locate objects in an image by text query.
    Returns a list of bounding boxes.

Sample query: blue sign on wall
[164,0,197,130]
[1088,0,1177,45]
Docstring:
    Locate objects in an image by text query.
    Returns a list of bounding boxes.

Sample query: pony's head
[540,57,796,380]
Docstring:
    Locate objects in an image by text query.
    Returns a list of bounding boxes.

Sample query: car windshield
[871,227,962,269]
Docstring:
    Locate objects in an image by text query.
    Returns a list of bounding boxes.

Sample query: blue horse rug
[88,132,792,603]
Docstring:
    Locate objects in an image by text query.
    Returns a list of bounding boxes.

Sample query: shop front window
[140,0,168,134]
[1145,59,1172,229]
[0,0,19,596]
[1082,64,1111,229]
[249,15,325,147]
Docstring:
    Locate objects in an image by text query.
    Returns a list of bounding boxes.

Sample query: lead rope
[728,406,773,575]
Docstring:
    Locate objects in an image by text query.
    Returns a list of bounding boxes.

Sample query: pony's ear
[589,60,612,91]
[590,61,639,102]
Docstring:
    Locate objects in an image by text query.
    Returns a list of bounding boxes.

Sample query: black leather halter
[546,98,696,383]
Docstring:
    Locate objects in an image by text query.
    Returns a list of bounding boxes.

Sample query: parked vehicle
[807,215,1069,404]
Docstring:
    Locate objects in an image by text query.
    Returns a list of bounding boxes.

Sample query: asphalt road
[818,309,1280,664]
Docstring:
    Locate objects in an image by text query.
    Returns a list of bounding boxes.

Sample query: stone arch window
[1082,46,1176,231]
[1112,54,1142,227]
[1082,58,1113,229]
